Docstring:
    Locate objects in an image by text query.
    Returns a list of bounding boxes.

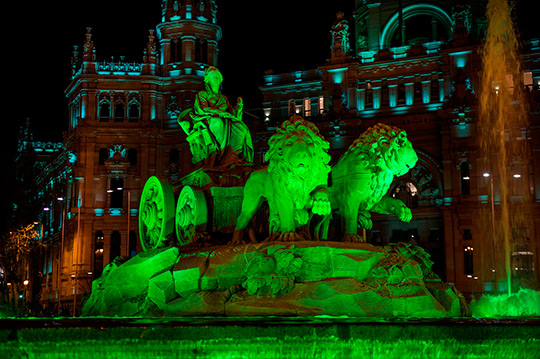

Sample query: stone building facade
[30,0,221,313]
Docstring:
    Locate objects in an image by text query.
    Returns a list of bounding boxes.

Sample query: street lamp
[108,186,140,257]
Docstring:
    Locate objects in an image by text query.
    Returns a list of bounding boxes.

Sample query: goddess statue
[178,66,254,167]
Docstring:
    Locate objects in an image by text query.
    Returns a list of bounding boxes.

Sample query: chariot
[138,167,252,251]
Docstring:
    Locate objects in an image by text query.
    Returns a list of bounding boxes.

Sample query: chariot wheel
[175,185,208,245]
[138,176,175,251]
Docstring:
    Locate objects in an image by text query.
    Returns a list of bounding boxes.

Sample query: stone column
[388,84,397,107]
[372,86,381,109]
[357,88,365,111]
[405,82,414,105]
[439,78,445,102]
[422,80,431,103]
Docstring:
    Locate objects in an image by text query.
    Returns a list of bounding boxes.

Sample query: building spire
[83,27,96,62]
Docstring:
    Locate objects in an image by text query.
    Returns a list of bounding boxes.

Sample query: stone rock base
[82,242,470,318]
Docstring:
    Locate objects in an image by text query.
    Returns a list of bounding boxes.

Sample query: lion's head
[265,115,331,185]
[341,123,418,176]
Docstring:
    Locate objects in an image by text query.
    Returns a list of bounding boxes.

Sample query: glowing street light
[23,279,29,286]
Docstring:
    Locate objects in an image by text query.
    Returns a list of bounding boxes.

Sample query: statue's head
[204,66,223,91]
[347,123,418,176]
[266,115,331,178]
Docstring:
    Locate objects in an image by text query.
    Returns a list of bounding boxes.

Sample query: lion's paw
[276,231,304,242]
[397,206,412,222]
[343,233,366,243]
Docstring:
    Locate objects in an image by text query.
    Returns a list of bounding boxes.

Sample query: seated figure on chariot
[178,66,254,168]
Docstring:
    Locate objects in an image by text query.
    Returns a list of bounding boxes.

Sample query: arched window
[380,4,453,49]
[99,102,110,122]
[128,102,140,122]
[94,231,104,278]
[391,181,419,209]
[110,231,121,263]
[114,102,125,122]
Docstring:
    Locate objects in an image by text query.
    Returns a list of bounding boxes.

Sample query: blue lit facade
[257,0,540,295]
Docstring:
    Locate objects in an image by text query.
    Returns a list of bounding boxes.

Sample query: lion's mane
[334,123,409,176]
[265,115,331,184]
[263,116,331,227]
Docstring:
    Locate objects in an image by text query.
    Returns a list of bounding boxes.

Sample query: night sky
[2,0,538,221]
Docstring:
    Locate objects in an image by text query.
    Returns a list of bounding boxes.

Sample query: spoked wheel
[139,176,175,251]
[175,185,208,245]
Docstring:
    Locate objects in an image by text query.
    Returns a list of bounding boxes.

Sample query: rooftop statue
[231,115,332,244]
[327,123,418,242]
[178,66,254,167]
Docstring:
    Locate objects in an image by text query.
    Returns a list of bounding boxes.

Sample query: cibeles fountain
[82,66,470,318]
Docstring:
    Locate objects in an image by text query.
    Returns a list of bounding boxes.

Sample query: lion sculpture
[231,115,332,243]
[327,123,418,242]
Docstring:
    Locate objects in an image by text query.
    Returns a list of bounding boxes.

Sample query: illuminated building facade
[256,0,540,294]
[21,0,221,312]
[10,0,540,313]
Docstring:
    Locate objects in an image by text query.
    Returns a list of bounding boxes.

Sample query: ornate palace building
[255,0,540,295]
[8,0,540,313]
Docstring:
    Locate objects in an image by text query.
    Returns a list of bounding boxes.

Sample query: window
[414,82,422,100]
[288,99,296,117]
[397,83,405,104]
[391,181,418,209]
[169,148,179,163]
[114,102,125,122]
[94,231,104,278]
[128,102,140,122]
[171,38,182,63]
[99,102,110,122]
[128,148,137,166]
[303,98,311,117]
[318,96,324,114]
[110,178,124,208]
[461,162,470,195]
[195,39,207,63]
[463,229,472,241]
[110,231,121,263]
[431,79,440,101]
[98,148,109,165]
[429,228,441,242]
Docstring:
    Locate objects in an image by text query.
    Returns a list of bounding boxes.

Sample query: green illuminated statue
[231,115,332,243]
[178,66,254,166]
[328,123,418,242]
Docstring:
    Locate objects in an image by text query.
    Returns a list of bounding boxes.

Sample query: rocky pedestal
[82,242,470,318]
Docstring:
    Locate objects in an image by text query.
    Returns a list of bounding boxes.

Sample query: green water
[470,288,540,317]
[1,317,539,358]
